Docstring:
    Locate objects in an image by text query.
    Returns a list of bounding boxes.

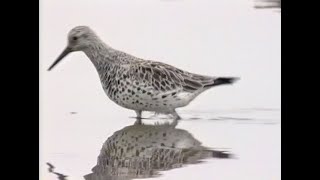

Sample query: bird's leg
[135,110,142,118]
[171,110,181,121]
[171,111,181,127]
[134,110,142,125]
[170,117,179,128]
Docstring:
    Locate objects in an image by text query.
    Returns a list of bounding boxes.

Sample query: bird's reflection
[84,120,232,180]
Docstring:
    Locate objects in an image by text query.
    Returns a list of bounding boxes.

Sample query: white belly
[106,88,195,113]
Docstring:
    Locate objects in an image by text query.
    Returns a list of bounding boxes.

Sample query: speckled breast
[97,63,188,112]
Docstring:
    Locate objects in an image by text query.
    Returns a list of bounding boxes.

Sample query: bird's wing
[128,60,215,93]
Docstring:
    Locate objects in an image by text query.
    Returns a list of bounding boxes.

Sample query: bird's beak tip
[47,47,71,72]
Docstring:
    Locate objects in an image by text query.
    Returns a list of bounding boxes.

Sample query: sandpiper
[48,26,239,121]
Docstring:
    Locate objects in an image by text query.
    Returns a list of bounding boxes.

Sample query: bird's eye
[72,36,78,41]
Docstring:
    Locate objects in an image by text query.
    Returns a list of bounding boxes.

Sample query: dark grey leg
[135,110,142,119]
[171,110,181,121]
[134,110,142,125]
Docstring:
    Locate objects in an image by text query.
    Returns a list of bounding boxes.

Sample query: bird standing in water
[48,26,239,122]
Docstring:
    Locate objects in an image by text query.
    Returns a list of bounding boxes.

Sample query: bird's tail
[204,77,240,88]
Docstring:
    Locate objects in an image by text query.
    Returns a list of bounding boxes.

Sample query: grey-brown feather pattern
[129,60,218,93]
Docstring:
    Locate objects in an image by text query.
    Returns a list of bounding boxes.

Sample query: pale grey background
[40,0,280,179]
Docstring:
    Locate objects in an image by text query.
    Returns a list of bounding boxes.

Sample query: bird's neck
[83,39,139,74]
[83,40,118,69]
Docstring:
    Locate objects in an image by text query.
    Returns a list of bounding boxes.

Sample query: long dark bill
[48,47,72,71]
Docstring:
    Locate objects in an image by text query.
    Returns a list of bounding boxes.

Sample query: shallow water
[40,0,280,179]
[42,109,280,180]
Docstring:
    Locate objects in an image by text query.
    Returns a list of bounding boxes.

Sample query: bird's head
[48,26,98,71]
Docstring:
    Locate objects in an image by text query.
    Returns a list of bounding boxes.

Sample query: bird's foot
[134,110,143,125]
[134,117,143,125]
[172,111,181,121]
